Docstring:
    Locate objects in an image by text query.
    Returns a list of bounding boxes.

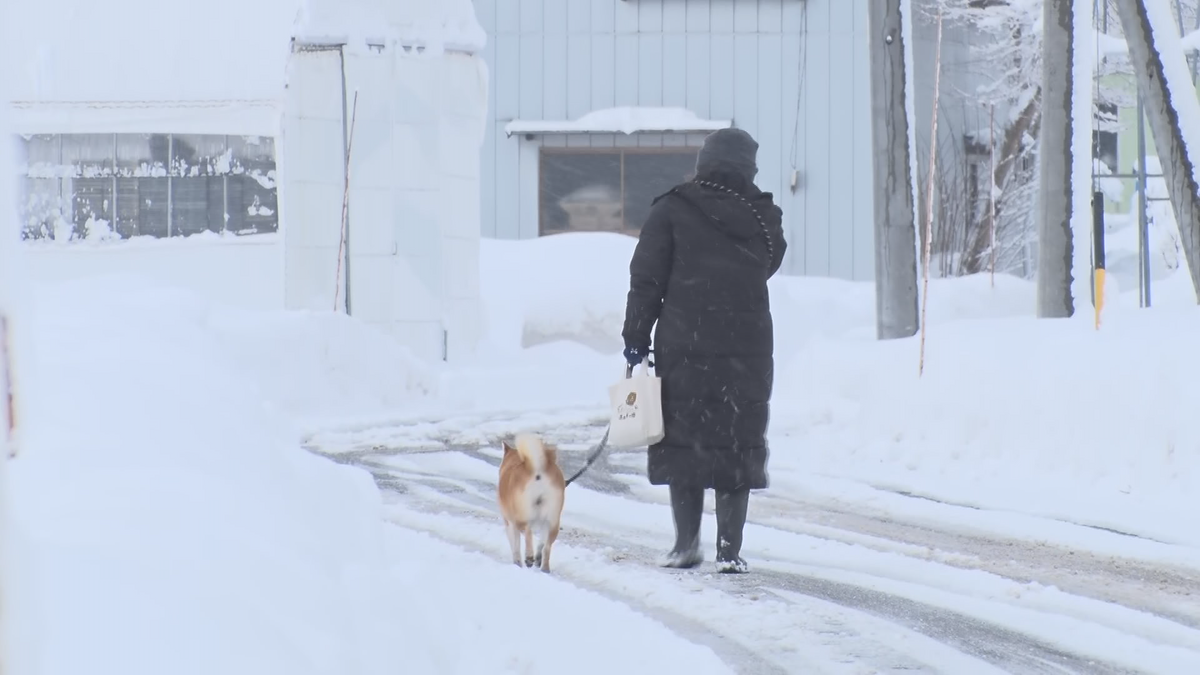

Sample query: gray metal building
[472,0,967,281]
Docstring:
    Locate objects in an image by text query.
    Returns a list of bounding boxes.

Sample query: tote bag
[608,359,665,449]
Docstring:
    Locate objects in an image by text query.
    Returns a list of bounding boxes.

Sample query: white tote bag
[608,359,665,449]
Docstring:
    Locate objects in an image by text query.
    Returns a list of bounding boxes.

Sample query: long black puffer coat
[621,130,787,491]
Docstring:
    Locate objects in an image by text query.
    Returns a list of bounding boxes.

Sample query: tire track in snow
[312,434,1146,674]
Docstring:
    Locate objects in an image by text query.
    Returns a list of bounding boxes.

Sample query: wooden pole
[989,103,997,288]
[868,0,921,340]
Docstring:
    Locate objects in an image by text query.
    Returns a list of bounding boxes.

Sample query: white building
[6,0,489,362]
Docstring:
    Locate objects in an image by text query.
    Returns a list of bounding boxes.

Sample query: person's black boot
[715,489,750,573]
[660,484,704,569]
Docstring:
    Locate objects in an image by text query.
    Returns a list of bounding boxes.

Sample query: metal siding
[518,140,539,237]
[494,35,520,119]
[733,0,757,33]
[568,0,591,33]
[685,34,711,118]
[494,120,520,238]
[828,1,856,279]
[758,0,783,33]
[852,0,875,281]
[804,4,832,276]
[686,0,711,32]
[590,0,615,33]
[567,35,593,118]
[662,34,687,107]
[638,34,664,106]
[496,0,519,33]
[709,34,735,120]
[544,0,568,33]
[543,33,569,120]
[615,0,638,32]
[663,1,686,32]
[591,34,616,110]
[519,0,542,33]
[481,31,498,237]
[732,35,756,133]
[639,0,663,32]
[614,34,639,106]
[757,34,784,210]
[475,0,496,35]
[710,0,735,32]
[781,29,806,274]
[781,0,804,32]
[518,38,542,118]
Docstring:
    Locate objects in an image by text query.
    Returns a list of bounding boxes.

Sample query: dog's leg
[540,523,559,573]
[523,526,535,567]
[504,520,522,566]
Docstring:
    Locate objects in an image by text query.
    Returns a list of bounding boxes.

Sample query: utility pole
[1036,0,1076,318]
[868,0,920,339]
[1113,0,1200,301]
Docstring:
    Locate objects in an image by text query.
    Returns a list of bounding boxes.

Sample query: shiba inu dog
[497,433,566,573]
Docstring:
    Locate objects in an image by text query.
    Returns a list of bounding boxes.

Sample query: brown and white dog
[497,432,566,573]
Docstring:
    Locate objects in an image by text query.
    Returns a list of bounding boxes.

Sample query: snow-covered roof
[504,107,733,137]
[5,0,485,111]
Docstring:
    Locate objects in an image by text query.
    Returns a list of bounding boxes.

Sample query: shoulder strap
[692,180,776,270]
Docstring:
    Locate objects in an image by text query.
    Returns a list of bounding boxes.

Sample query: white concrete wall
[281,43,487,363]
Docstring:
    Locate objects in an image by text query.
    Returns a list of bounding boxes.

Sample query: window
[539,147,700,236]
[15,132,279,242]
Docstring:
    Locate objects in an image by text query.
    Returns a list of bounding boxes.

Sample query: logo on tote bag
[625,392,637,405]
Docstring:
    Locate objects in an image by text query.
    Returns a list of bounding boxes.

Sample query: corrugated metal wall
[473,0,875,280]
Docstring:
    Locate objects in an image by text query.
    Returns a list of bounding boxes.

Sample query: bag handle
[625,357,652,379]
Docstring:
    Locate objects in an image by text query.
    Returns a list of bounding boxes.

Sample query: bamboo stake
[989,103,997,288]
[334,91,360,313]
[918,9,944,378]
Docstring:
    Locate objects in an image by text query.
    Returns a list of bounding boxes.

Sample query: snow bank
[771,309,1200,546]
[480,232,637,356]
[25,233,285,312]
[8,276,427,675]
[478,231,1035,360]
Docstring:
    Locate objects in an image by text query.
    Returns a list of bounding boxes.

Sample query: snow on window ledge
[504,107,733,137]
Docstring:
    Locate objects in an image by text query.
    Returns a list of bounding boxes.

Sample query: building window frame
[537,144,702,237]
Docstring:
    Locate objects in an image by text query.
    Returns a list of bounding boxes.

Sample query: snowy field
[6,230,1200,673]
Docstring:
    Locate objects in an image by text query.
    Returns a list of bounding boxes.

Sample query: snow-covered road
[308,415,1200,674]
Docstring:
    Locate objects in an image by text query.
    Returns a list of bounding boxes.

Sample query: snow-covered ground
[5,274,729,674]
[8,227,1200,673]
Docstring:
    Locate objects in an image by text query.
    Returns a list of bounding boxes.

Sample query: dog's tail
[513,432,549,474]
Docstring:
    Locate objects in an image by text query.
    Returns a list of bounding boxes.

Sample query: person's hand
[623,345,649,367]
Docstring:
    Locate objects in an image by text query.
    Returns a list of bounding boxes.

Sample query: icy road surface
[308,412,1200,675]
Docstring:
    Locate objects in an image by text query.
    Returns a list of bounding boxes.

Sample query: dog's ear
[501,439,515,455]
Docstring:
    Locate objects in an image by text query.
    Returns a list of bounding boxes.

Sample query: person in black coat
[621,128,787,573]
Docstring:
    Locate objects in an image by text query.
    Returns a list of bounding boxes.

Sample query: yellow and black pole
[1092,190,1106,329]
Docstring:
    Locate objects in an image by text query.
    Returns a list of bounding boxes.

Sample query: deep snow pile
[8,276,420,675]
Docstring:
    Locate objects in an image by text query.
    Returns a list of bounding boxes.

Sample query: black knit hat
[695,128,759,180]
